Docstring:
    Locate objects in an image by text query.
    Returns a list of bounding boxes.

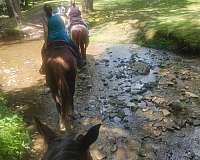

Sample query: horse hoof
[59,121,66,132]
[59,124,66,132]
[39,66,45,75]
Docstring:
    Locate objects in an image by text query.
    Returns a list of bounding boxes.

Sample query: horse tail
[71,27,82,51]
[46,60,71,108]
[58,72,70,107]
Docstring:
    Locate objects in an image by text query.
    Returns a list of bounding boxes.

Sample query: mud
[0,41,200,160]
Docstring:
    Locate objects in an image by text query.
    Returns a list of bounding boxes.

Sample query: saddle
[47,40,67,49]
[46,40,79,60]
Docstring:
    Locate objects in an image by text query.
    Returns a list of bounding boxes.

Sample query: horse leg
[80,42,86,61]
[65,70,76,118]
[52,93,66,131]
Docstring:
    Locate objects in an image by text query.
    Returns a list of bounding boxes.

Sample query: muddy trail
[1,40,200,160]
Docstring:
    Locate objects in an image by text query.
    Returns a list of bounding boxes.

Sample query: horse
[70,24,89,61]
[35,117,101,160]
[44,42,77,131]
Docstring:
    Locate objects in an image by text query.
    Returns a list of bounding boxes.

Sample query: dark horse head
[35,118,101,160]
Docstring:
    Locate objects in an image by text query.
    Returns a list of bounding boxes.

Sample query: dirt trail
[1,40,200,160]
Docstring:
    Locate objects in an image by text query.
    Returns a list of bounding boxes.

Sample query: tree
[5,0,21,24]
[82,0,93,12]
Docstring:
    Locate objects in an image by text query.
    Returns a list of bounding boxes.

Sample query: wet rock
[152,97,167,106]
[143,81,157,90]
[123,123,130,129]
[111,145,118,153]
[113,116,121,123]
[79,73,87,80]
[130,61,151,75]
[109,113,117,118]
[105,63,109,67]
[114,146,129,160]
[169,100,184,113]
[89,100,96,105]
[185,92,199,98]
[106,74,113,79]
[103,82,108,86]
[101,58,109,63]
[118,110,126,118]
[125,88,131,93]
[175,119,187,128]
[87,85,92,89]
[123,108,132,116]
[161,109,170,117]
[131,88,147,95]
[138,101,147,108]
[131,95,143,102]
[44,87,50,94]
[92,149,106,160]
[193,119,200,126]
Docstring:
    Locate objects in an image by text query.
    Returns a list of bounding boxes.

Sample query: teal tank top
[47,15,70,43]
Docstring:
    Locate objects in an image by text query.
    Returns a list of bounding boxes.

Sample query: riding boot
[68,39,86,68]
[39,44,47,75]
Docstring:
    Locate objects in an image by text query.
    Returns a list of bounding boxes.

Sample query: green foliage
[88,0,200,53]
[0,94,31,160]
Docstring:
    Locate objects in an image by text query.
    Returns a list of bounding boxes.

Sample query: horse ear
[77,124,101,149]
[34,117,58,145]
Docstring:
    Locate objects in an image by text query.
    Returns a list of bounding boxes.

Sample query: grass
[0,94,31,160]
[86,0,200,54]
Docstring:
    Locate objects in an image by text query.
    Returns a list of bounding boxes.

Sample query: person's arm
[58,16,66,29]
[66,7,71,17]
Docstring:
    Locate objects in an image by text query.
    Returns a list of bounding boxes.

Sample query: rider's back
[47,15,68,43]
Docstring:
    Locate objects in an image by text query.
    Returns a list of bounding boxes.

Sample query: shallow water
[1,40,200,159]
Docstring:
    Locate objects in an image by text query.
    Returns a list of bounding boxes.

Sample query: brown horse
[35,117,101,160]
[70,25,89,61]
[45,43,77,131]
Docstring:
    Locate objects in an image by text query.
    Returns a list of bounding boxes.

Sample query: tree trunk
[82,0,93,12]
[5,0,13,17]
[88,0,93,11]
[6,0,21,24]
[25,0,29,9]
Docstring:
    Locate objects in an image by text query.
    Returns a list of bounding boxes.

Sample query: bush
[0,94,31,160]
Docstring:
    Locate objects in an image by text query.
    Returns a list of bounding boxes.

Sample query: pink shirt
[67,6,82,22]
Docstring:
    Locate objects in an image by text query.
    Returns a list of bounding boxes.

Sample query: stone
[114,146,129,160]
[113,116,121,123]
[92,149,106,160]
[131,95,143,102]
[87,85,92,89]
[123,108,132,116]
[125,88,131,93]
[169,100,184,112]
[138,101,147,108]
[161,109,170,116]
[152,97,167,106]
[106,74,113,79]
[127,102,136,107]
[193,119,200,126]
[185,92,199,98]
[103,82,108,86]
[111,145,118,153]
[129,61,150,75]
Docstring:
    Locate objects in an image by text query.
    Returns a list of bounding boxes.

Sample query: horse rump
[45,46,76,131]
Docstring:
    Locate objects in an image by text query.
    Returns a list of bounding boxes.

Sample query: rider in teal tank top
[47,15,69,43]
[40,4,85,74]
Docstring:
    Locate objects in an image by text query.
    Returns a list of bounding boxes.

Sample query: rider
[66,3,88,32]
[40,4,85,74]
